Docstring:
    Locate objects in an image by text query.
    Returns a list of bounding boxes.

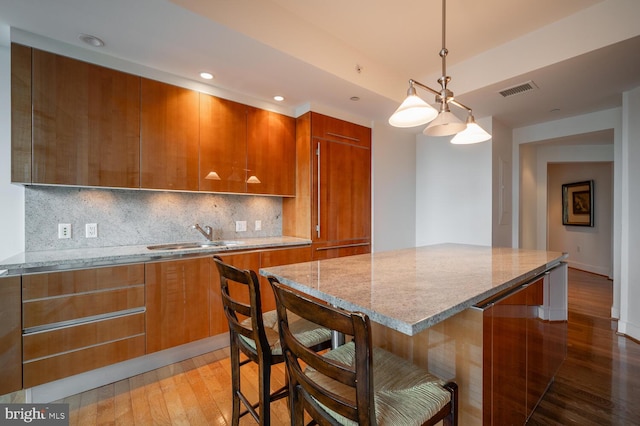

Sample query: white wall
[619,87,640,340]
[0,44,25,262]
[547,162,613,276]
[371,123,416,252]
[415,120,492,246]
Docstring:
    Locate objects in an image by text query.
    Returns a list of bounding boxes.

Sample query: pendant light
[388,0,491,144]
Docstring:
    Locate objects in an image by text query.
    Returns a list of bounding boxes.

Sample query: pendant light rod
[387,0,491,143]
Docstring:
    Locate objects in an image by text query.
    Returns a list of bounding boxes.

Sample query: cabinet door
[526,278,547,415]
[146,258,210,352]
[209,252,261,336]
[490,288,528,425]
[0,276,22,395]
[310,111,371,142]
[141,78,199,190]
[313,138,371,245]
[199,94,248,193]
[11,43,32,184]
[246,108,296,196]
[32,49,141,187]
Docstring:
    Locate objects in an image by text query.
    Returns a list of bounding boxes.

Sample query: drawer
[23,312,145,361]
[22,264,144,299]
[23,285,145,329]
[23,334,146,388]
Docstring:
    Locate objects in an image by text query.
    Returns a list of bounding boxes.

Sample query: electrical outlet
[235,220,247,232]
[255,220,262,231]
[58,223,71,239]
[86,223,98,238]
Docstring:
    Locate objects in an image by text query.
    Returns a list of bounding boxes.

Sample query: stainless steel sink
[146,241,244,250]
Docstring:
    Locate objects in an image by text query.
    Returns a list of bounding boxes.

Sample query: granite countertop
[260,243,568,336]
[0,236,311,275]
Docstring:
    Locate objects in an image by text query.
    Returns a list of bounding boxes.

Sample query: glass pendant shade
[423,110,466,136]
[451,121,492,144]
[388,94,438,127]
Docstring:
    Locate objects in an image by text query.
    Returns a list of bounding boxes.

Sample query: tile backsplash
[25,186,282,251]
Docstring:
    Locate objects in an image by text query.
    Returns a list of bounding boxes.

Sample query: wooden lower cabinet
[209,246,312,335]
[146,257,210,353]
[21,264,146,388]
[0,276,22,395]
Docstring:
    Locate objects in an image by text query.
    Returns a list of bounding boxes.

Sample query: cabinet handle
[326,132,360,142]
[315,242,370,251]
[316,142,321,238]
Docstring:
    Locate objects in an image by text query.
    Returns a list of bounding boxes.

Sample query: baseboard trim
[27,333,229,403]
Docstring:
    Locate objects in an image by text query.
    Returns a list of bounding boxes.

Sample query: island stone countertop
[0,236,311,275]
[260,243,567,335]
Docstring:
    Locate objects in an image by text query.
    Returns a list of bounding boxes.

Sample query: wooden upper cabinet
[11,43,32,184]
[31,49,141,187]
[311,111,371,145]
[246,108,296,196]
[141,78,200,191]
[199,94,248,193]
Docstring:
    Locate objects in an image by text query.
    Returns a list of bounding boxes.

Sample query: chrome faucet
[190,224,214,241]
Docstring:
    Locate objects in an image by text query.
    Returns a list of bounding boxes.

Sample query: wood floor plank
[128,372,153,426]
[113,379,134,426]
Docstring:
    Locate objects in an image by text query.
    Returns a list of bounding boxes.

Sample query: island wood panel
[487,287,528,425]
[140,78,199,191]
[10,43,32,184]
[371,308,484,425]
[23,312,145,361]
[0,276,22,395]
[23,335,146,388]
[282,112,312,239]
[199,94,248,193]
[209,251,261,336]
[146,257,210,353]
[31,49,140,187]
[23,286,145,329]
[246,108,296,196]
[22,264,144,300]
[259,246,312,312]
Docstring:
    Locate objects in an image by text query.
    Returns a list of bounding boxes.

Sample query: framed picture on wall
[562,180,594,226]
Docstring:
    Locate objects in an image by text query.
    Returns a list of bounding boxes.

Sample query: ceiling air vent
[498,80,538,98]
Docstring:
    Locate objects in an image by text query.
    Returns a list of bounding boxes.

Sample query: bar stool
[268,276,458,426]
[213,256,332,425]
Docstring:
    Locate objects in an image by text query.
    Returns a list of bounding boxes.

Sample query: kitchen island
[261,243,568,425]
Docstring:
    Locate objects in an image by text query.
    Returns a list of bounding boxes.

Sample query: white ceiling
[1,0,639,131]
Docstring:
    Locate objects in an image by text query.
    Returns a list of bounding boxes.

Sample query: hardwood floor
[58,268,640,425]
[528,268,640,425]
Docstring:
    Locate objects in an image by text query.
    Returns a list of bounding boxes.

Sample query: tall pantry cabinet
[283,112,371,260]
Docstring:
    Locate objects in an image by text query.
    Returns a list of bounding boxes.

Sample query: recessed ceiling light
[200,72,214,80]
[350,96,360,102]
[78,33,105,48]
[273,95,285,102]
[550,108,561,113]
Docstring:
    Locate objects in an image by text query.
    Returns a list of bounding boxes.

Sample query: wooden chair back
[269,277,376,425]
